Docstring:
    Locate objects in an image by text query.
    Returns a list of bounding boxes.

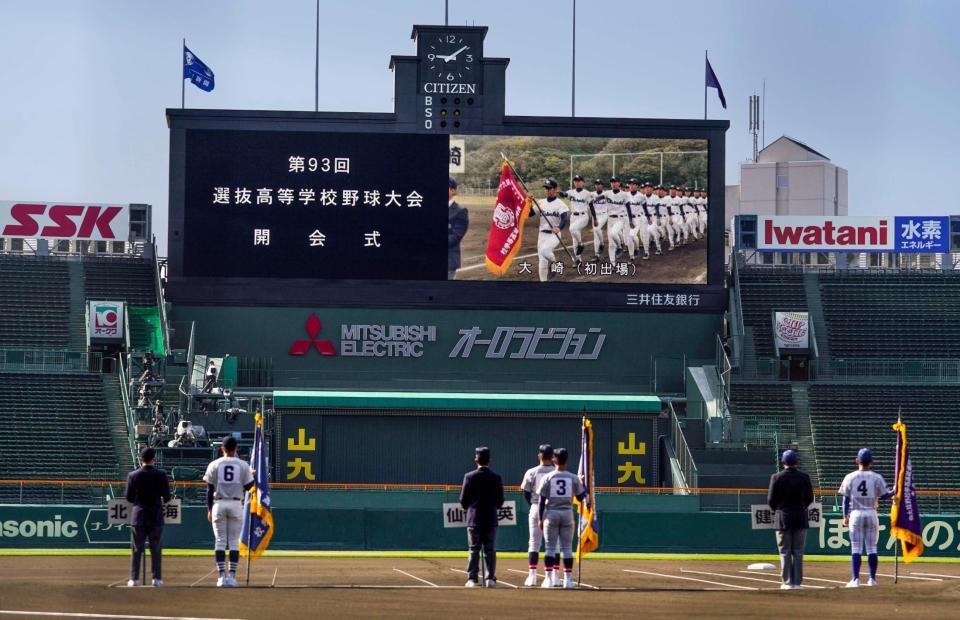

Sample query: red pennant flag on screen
[484,161,531,276]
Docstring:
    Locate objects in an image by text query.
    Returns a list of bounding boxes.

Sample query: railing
[152,251,171,356]
[668,403,699,489]
[0,349,101,373]
[728,258,746,368]
[4,479,960,513]
[117,354,138,467]
[733,356,960,384]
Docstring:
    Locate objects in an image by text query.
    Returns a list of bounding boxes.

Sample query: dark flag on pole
[891,419,924,562]
[183,45,215,92]
[705,57,726,109]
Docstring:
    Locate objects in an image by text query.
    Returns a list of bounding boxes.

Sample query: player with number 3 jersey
[535,448,585,589]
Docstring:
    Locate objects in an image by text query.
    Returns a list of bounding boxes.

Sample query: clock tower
[390,25,508,133]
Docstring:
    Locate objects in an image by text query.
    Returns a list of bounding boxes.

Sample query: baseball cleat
[642,254,650,260]
[563,576,574,589]
[541,574,553,588]
[225,574,238,587]
[216,575,226,587]
[780,583,792,590]
[485,579,497,588]
[465,579,479,587]
[126,579,136,587]
[867,578,878,586]
[151,579,164,587]
[523,573,537,587]
[845,579,860,588]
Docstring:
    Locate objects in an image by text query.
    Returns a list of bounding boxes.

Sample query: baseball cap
[781,449,799,466]
[643,181,653,188]
[543,179,558,189]
[475,446,491,464]
[538,443,554,458]
[554,448,569,465]
[628,178,639,185]
[857,448,873,464]
[610,176,621,183]
[222,435,238,452]
[593,178,605,185]
[573,175,584,182]
[448,176,458,189]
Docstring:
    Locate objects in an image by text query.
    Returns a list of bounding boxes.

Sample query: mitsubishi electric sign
[287,313,605,360]
[757,216,949,253]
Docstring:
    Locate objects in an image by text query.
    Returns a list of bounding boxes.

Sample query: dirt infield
[2,556,960,619]
[452,195,707,284]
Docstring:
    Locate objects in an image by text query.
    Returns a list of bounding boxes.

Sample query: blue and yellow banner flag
[240,412,274,559]
[891,419,923,562]
[575,417,599,556]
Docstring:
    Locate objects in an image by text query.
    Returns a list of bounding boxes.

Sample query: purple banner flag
[890,420,923,562]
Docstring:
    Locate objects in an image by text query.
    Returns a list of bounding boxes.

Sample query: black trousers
[466,526,496,582]
[131,524,163,580]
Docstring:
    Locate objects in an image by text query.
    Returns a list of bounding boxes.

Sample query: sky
[1,0,959,254]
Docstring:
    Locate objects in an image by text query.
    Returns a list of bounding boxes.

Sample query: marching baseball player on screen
[603,177,636,263]
[565,176,592,265]
[204,435,255,587]
[520,444,556,587]
[590,179,609,258]
[536,448,585,589]
[642,182,663,254]
[696,188,708,237]
[626,179,653,261]
[655,185,675,251]
[838,448,895,588]
[534,180,570,282]
[682,188,700,242]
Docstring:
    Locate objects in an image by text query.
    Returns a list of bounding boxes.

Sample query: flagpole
[181,38,186,109]
[703,50,707,120]
[894,406,902,584]
[314,0,319,113]
[577,415,584,587]
[571,0,576,117]
[499,151,577,264]
[244,413,259,586]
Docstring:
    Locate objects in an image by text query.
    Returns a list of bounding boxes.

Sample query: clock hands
[437,45,469,63]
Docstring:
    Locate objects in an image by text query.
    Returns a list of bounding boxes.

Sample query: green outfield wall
[3,494,958,556]
[171,306,722,394]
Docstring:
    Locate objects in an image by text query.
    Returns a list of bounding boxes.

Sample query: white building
[726,135,848,221]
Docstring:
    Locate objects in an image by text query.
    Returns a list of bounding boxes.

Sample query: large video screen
[182,130,709,285]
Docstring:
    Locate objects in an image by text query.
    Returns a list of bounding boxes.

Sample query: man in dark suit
[125,447,172,586]
[448,176,469,279]
[767,449,814,590]
[459,446,504,587]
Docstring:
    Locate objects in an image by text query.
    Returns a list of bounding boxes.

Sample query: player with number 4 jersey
[203,436,255,587]
[536,448,585,589]
[838,448,894,588]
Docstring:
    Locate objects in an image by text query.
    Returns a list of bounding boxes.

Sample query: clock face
[425,33,476,82]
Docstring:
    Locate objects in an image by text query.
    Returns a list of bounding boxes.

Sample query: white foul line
[909,572,960,579]
[877,573,941,581]
[0,611,245,620]
[449,568,518,588]
[392,568,438,587]
[742,571,846,585]
[506,568,600,589]
[681,569,825,589]
[189,568,218,587]
[622,569,757,591]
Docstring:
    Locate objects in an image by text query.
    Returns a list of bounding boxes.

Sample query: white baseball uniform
[565,188,592,262]
[603,189,635,263]
[590,190,609,255]
[535,470,585,558]
[682,195,699,240]
[668,194,685,244]
[656,195,675,249]
[839,470,889,555]
[521,464,556,553]
[698,196,708,236]
[626,191,652,259]
[203,455,253,551]
[536,196,569,282]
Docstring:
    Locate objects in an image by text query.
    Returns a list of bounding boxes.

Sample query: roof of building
[759,135,830,161]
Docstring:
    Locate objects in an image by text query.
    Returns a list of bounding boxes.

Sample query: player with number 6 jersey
[203,435,255,587]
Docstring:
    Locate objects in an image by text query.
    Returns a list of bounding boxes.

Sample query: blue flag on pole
[240,413,273,559]
[183,45,215,92]
[705,57,726,109]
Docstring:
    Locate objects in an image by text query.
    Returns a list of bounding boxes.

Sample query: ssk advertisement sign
[757,216,949,253]
[0,201,129,241]
[88,301,125,341]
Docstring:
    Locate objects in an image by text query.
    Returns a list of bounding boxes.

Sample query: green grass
[3,549,960,563]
